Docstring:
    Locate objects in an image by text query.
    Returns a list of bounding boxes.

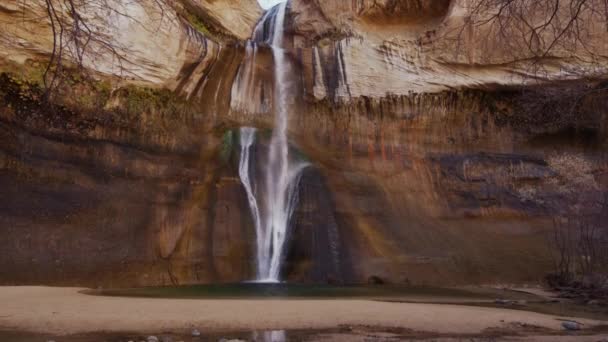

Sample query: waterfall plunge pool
[86,283,503,301]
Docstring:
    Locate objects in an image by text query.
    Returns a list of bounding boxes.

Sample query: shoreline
[2,327,608,342]
[0,286,606,338]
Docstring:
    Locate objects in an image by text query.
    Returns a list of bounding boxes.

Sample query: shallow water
[4,327,607,342]
[88,283,493,300]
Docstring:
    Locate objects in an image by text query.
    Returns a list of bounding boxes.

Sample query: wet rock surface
[0,0,607,287]
[1,73,607,286]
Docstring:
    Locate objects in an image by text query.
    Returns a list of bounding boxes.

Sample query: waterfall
[238,127,265,276]
[229,4,277,115]
[230,42,258,114]
[237,1,308,282]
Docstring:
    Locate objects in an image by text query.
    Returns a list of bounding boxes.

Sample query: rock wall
[180,0,262,40]
[290,0,608,102]
[0,0,607,287]
[0,0,260,87]
[286,92,607,284]
[0,73,261,286]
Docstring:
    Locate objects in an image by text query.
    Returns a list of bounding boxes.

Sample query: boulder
[561,321,582,331]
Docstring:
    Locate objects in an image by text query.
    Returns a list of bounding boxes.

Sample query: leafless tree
[15,0,172,101]
[454,0,608,61]
[550,192,608,295]
[442,1,608,139]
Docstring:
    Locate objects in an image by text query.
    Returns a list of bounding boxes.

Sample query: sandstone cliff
[290,0,608,101]
[0,0,260,86]
[180,0,262,40]
[0,0,607,287]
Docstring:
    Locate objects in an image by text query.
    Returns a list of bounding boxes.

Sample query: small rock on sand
[192,328,201,336]
[561,321,581,331]
[147,336,159,342]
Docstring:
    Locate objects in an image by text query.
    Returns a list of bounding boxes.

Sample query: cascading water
[236,1,308,282]
[238,127,265,275]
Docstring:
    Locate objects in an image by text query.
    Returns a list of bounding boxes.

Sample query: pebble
[561,321,581,331]
[192,328,201,336]
[147,336,159,342]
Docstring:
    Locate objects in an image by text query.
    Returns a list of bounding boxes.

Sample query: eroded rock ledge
[0,0,261,87]
[289,0,608,103]
[0,0,607,287]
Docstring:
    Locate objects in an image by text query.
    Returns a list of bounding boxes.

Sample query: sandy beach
[0,286,605,337]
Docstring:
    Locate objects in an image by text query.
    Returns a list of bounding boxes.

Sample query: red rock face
[291,91,607,285]
[290,0,451,37]
[2,63,606,287]
[352,0,452,23]
[0,0,607,287]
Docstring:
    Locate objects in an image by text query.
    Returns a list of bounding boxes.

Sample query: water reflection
[252,330,286,342]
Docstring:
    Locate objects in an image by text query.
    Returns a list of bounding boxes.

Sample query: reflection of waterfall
[236,1,308,282]
[253,330,286,342]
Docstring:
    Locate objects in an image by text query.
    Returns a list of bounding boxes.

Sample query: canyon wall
[0,0,607,286]
[0,0,260,86]
[290,0,608,101]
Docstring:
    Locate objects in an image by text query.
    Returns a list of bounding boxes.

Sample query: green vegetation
[182,10,214,37]
[219,130,235,163]
[177,5,235,43]
[0,60,111,113]
[0,60,46,87]
[0,72,45,113]
[114,85,195,118]
[291,145,310,164]
[0,61,206,149]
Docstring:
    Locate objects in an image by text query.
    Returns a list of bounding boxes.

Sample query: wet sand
[0,286,606,337]
[2,328,608,342]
